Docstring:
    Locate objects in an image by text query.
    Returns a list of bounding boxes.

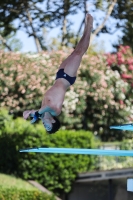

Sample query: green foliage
[111,0,133,51]
[0,173,56,200]
[0,109,97,196]
[0,187,56,200]
[120,139,133,150]
[0,30,23,51]
[0,109,13,135]
[0,0,118,51]
[0,0,82,50]
[0,173,38,190]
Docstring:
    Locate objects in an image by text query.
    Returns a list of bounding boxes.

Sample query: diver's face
[42,112,55,131]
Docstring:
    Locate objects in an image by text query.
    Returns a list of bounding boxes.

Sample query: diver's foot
[85,13,93,29]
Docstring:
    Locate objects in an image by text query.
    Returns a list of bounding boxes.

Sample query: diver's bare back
[41,78,69,116]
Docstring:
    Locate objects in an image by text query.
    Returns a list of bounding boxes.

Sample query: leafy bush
[120,139,133,150]
[0,109,97,196]
[0,187,56,200]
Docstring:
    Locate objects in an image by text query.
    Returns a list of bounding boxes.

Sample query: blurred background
[0,0,133,200]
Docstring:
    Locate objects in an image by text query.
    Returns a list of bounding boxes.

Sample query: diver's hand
[23,110,41,123]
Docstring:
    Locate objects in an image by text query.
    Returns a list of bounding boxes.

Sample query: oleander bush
[1,46,133,141]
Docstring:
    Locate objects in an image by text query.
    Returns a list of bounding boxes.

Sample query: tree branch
[19,15,32,35]
[0,34,12,51]
[90,0,117,44]
[106,24,126,34]
[61,0,68,46]
[26,9,41,53]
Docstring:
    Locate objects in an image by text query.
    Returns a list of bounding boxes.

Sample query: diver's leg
[59,13,93,77]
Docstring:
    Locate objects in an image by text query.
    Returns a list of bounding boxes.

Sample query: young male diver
[23,13,93,134]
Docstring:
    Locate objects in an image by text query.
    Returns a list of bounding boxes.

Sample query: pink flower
[119,100,124,105]
[107,59,112,66]
[127,59,133,65]
[125,46,130,49]
[119,45,130,54]
[121,74,132,79]
[128,65,133,70]
[120,46,127,54]
[117,52,122,58]
[117,52,125,64]
[117,52,124,65]
[118,57,125,65]
[106,54,117,66]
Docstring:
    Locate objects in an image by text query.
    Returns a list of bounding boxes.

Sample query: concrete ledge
[28,180,62,200]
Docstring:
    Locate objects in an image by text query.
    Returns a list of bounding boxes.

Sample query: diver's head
[43,112,60,134]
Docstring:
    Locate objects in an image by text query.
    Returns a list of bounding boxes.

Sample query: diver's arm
[38,106,52,115]
[39,105,60,116]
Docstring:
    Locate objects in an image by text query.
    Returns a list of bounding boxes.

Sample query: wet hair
[46,116,61,134]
